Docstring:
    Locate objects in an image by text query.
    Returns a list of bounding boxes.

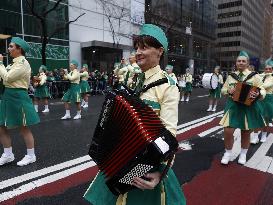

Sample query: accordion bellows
[89,90,178,195]
[233,82,260,106]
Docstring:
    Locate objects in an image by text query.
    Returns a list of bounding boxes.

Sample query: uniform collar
[132,62,138,67]
[144,65,161,79]
[235,69,250,76]
[13,56,25,63]
[263,72,272,76]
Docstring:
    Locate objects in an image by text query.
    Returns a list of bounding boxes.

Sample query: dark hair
[133,35,163,50]
[133,35,165,62]
[14,44,25,56]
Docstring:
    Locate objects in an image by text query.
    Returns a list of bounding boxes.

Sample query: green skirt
[182,83,192,93]
[80,80,91,94]
[62,83,81,103]
[34,84,50,98]
[259,94,273,123]
[0,88,40,128]
[219,98,265,130]
[84,165,186,205]
[209,86,221,99]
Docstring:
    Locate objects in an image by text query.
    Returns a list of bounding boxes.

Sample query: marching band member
[113,58,128,89]
[80,64,91,109]
[250,59,273,144]
[84,24,186,205]
[33,65,50,113]
[165,64,177,84]
[124,52,141,89]
[180,68,193,102]
[0,37,40,166]
[219,51,266,165]
[61,60,82,120]
[207,66,223,112]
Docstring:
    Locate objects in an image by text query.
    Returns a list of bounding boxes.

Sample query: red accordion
[89,90,178,195]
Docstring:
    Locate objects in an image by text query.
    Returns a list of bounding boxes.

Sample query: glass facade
[145,0,217,74]
[0,0,69,73]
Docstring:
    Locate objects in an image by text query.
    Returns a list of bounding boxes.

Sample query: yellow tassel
[116,193,127,205]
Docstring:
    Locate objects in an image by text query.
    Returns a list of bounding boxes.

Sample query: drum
[202,73,218,89]
[178,80,186,88]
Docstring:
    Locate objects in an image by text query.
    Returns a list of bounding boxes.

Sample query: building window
[218,21,241,28]
[218,1,242,9]
[218,11,242,19]
[219,51,240,57]
[217,41,240,47]
[217,31,241,38]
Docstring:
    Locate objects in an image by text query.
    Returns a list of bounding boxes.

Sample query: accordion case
[232,82,260,106]
[89,90,178,195]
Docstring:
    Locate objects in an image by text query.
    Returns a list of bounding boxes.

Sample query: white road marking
[245,134,273,173]
[198,126,223,137]
[49,102,64,105]
[0,161,96,202]
[177,111,223,130]
[0,112,224,201]
[196,95,209,98]
[177,116,220,135]
[179,141,192,150]
[0,155,91,190]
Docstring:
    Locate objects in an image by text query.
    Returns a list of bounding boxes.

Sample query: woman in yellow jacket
[61,60,82,120]
[0,37,40,166]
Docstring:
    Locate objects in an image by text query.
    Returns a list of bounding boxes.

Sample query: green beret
[83,64,88,68]
[114,62,120,67]
[40,65,47,71]
[165,64,173,70]
[265,58,273,67]
[70,59,79,67]
[11,37,30,53]
[130,51,136,57]
[238,50,249,59]
[139,24,168,52]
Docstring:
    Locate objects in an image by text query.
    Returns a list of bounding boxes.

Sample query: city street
[0,88,273,205]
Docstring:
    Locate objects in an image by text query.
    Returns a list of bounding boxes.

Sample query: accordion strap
[229,71,257,82]
[141,78,169,93]
[160,154,175,182]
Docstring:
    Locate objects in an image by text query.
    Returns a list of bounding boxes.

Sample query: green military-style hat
[82,64,88,68]
[130,51,136,57]
[39,65,47,71]
[238,50,249,59]
[70,59,79,67]
[11,37,30,53]
[139,24,168,52]
[265,58,273,67]
[165,64,173,70]
[114,62,120,67]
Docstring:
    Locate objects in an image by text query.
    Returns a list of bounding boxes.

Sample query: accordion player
[88,85,179,195]
[229,72,261,106]
[32,75,41,87]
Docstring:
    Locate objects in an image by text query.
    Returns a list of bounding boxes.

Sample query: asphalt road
[0,88,272,205]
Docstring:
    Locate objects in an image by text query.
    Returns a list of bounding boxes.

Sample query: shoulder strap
[229,73,240,81]
[141,78,168,93]
[229,72,257,82]
[243,72,258,82]
[262,75,266,83]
